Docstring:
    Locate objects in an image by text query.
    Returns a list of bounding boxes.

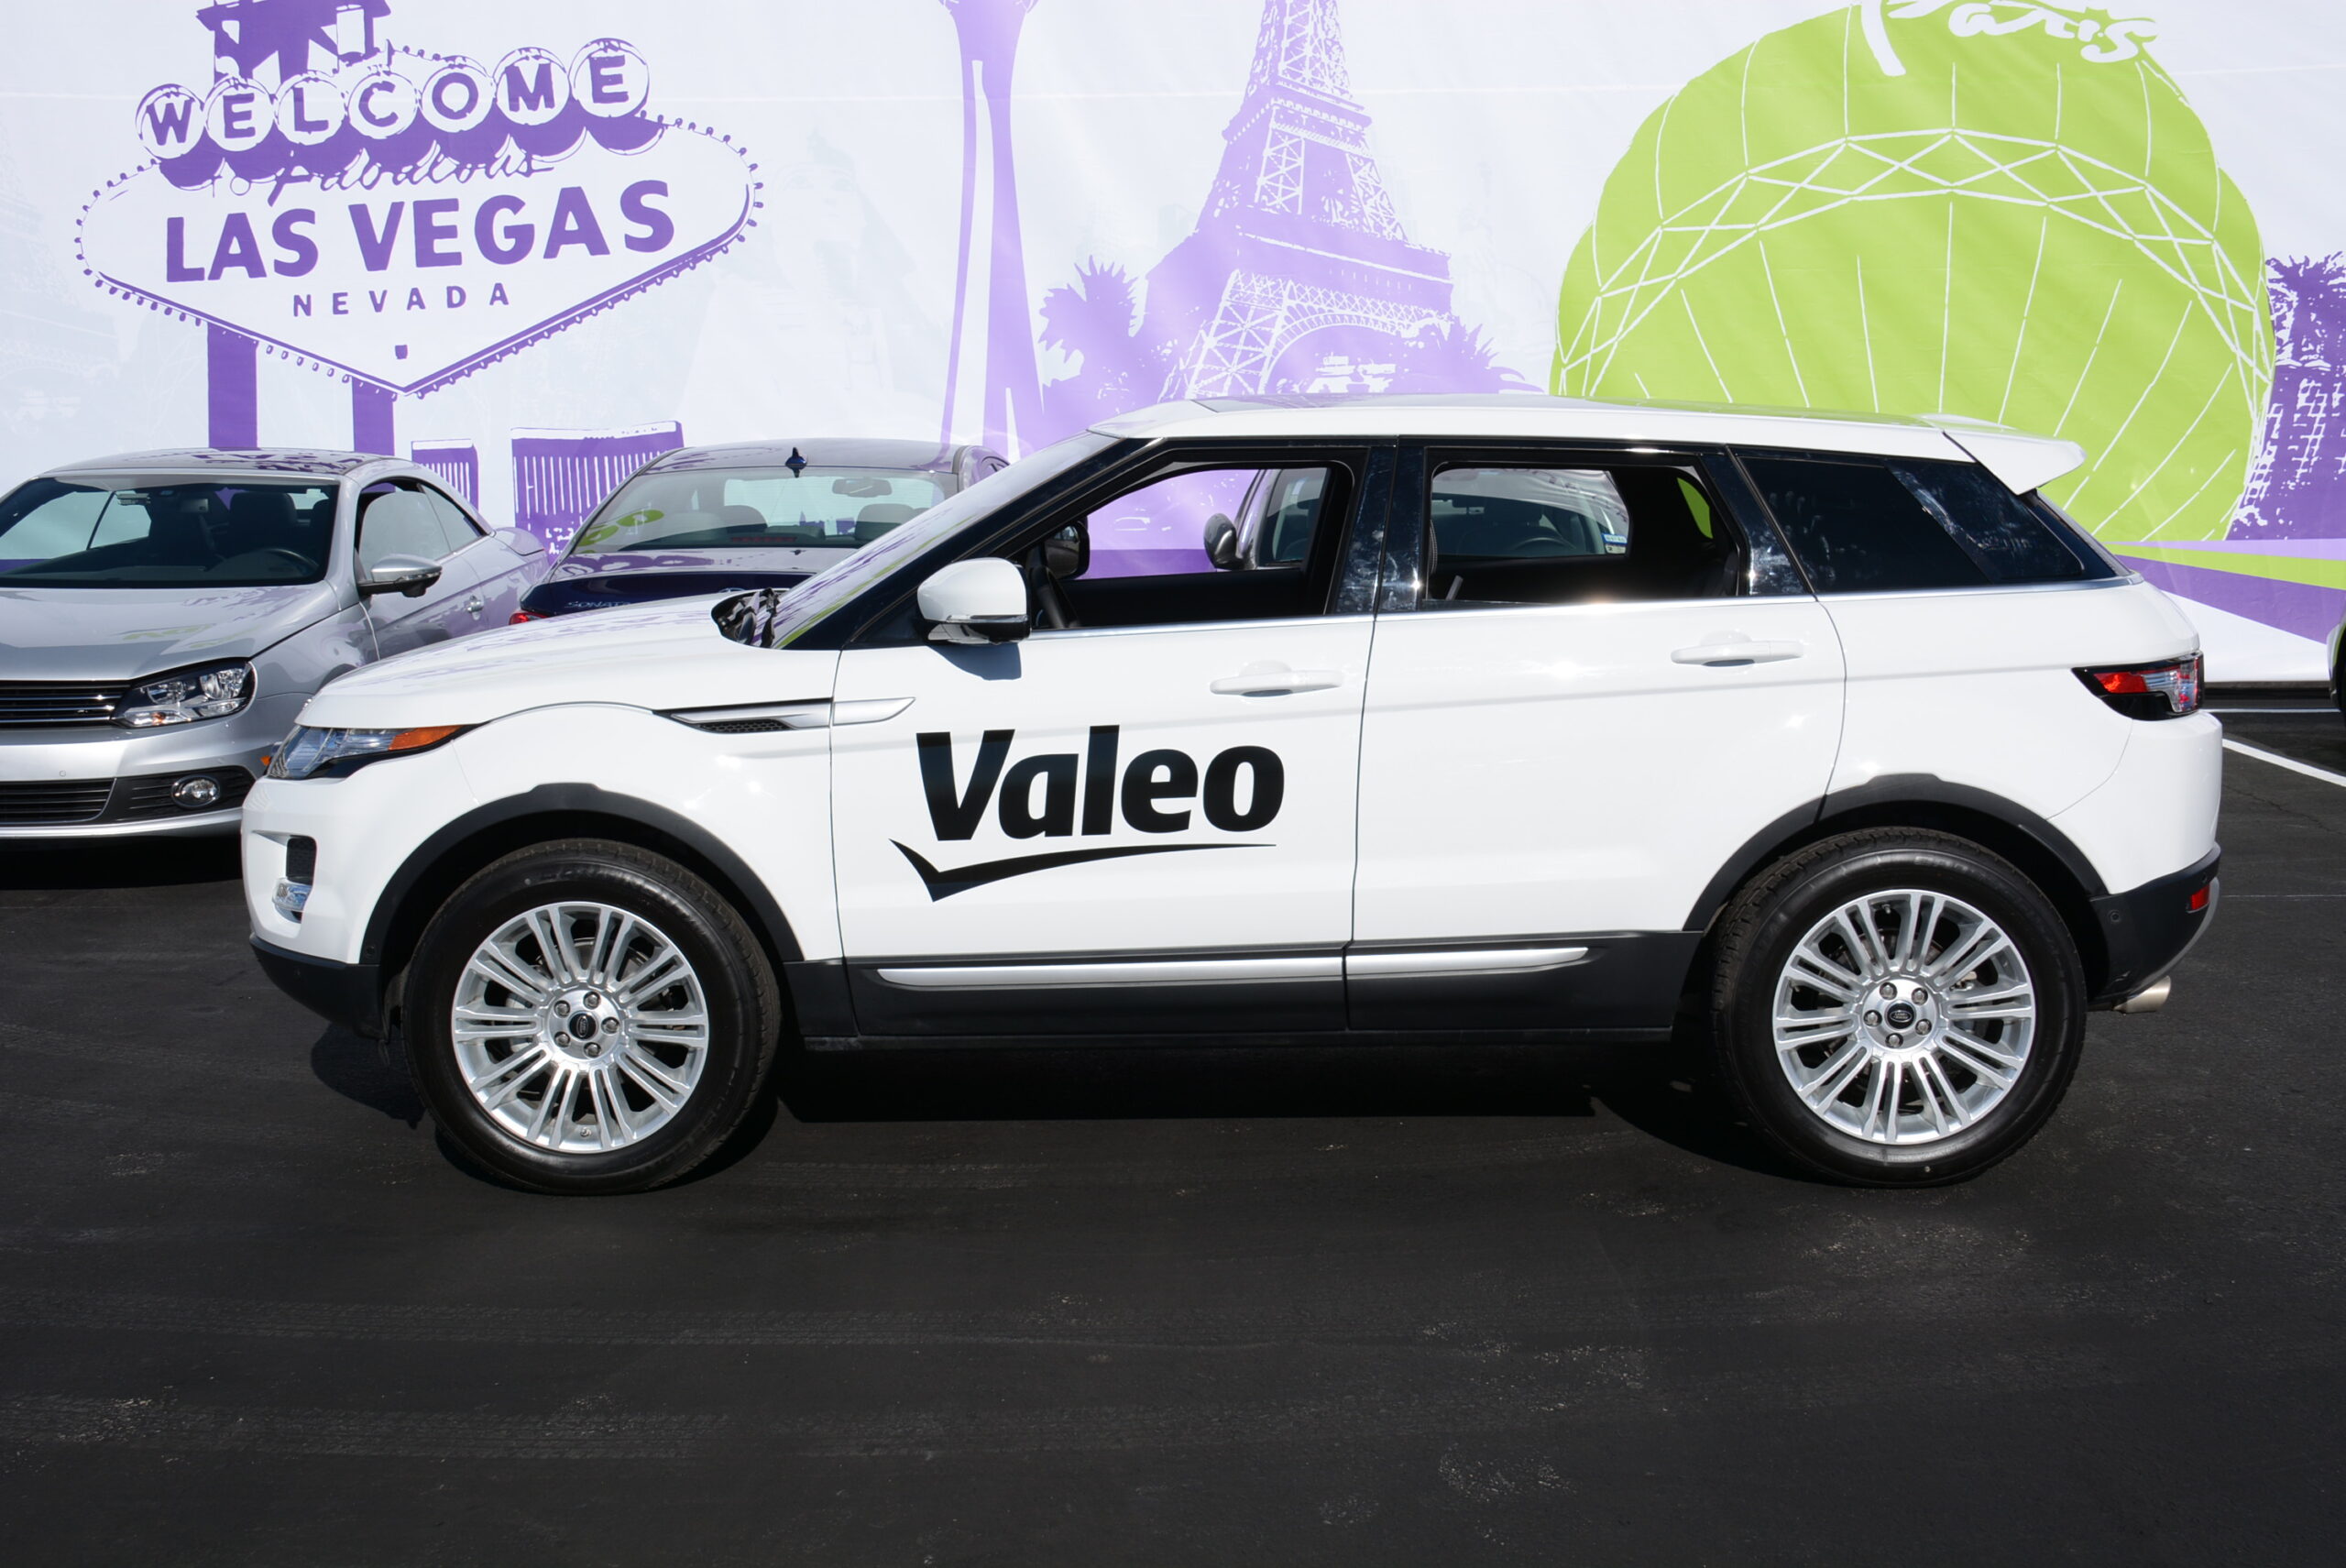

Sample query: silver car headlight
[266,724,466,781]
[115,660,255,728]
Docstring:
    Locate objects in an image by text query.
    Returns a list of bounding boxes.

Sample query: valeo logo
[78,3,761,398]
[1554,0,2272,544]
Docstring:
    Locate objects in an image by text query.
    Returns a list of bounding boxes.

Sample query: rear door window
[1419,460,1737,606]
[1745,455,2111,593]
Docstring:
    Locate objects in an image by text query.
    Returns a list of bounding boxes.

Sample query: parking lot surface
[3,699,2342,1565]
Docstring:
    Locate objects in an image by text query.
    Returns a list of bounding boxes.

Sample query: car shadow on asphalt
[763,1035,1805,1181]
[311,1028,1804,1189]
[0,837,241,890]
[309,1025,423,1127]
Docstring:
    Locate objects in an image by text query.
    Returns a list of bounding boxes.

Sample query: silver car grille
[0,681,131,727]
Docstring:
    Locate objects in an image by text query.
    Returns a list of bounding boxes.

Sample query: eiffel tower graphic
[1143,0,1459,397]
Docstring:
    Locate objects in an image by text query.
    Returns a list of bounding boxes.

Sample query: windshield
[569,466,952,557]
[0,476,335,587]
[718,431,1120,647]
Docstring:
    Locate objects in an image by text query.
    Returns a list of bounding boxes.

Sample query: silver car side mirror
[360,554,444,599]
[917,557,1029,644]
[1203,512,1240,570]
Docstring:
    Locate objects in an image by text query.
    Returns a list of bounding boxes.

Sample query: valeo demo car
[0,448,545,837]
[242,395,2220,1192]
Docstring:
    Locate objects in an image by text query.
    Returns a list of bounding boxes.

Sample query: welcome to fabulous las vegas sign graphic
[76,0,761,398]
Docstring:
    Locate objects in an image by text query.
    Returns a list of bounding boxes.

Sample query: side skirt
[786,931,1703,1046]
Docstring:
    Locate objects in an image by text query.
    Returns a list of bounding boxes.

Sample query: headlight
[115,661,254,728]
[266,724,466,780]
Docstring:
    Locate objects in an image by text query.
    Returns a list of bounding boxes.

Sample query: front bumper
[252,936,385,1037]
[2088,846,2220,1006]
[0,801,248,839]
[0,693,300,839]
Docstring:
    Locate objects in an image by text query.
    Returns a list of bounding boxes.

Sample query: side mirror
[359,554,444,599]
[1040,521,1088,581]
[917,557,1029,644]
[493,527,546,557]
[1203,512,1239,570]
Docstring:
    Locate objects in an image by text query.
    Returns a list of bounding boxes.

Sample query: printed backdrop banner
[5,0,2344,679]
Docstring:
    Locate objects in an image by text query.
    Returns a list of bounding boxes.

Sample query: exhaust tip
[2115,975,2173,1014]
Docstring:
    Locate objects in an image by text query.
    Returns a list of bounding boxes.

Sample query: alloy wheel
[450,901,711,1154]
[1770,888,2036,1146]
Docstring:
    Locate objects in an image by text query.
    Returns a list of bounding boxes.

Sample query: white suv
[241,395,2221,1193]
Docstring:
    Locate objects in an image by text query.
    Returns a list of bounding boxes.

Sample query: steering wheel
[1503,535,1574,556]
[241,547,315,572]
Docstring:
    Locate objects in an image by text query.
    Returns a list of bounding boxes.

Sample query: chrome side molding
[875,944,1593,991]
[877,955,1341,990]
[1346,946,1589,979]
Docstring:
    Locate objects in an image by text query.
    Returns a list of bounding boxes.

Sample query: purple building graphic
[409,437,480,505]
[2232,255,2346,541]
[938,0,1046,455]
[1032,0,1521,441]
[510,422,684,551]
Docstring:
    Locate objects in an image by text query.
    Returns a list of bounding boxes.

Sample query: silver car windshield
[0,476,335,587]
[571,466,951,557]
[718,430,1119,648]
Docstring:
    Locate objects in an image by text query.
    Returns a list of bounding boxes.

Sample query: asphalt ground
[2,696,2341,1565]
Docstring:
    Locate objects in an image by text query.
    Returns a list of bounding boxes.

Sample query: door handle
[1211,663,1343,696]
[1671,637,1804,667]
[464,597,485,616]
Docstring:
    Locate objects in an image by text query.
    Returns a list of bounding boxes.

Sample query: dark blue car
[513,438,1006,621]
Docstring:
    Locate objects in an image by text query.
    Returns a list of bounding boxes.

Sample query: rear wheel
[1709,828,2086,1186]
[405,839,781,1194]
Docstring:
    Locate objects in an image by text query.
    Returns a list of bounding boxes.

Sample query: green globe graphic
[1553,2,2271,542]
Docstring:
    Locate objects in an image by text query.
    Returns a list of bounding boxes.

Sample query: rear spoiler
[1939,428,2088,494]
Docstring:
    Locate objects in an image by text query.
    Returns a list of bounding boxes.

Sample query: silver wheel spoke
[1771,887,2035,1148]
[451,900,710,1157]
[1798,1039,1873,1110]
[617,1051,689,1113]
[1916,1053,1966,1135]
[618,950,685,1006]
[467,943,549,1006]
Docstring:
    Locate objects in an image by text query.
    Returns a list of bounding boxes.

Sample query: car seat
[854,503,917,545]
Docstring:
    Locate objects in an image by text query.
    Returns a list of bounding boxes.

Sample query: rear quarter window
[1745,454,2118,593]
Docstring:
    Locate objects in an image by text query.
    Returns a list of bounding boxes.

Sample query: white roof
[1089,394,2086,494]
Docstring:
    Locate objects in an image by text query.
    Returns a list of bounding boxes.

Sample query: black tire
[1708,828,2086,1187]
[404,839,782,1195]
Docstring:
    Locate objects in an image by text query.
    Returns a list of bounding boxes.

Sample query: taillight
[510,610,543,624]
[2077,653,2201,719]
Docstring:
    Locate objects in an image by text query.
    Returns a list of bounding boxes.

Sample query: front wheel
[404,839,781,1194]
[1709,828,2087,1186]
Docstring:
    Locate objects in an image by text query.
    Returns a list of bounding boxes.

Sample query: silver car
[0,448,547,839]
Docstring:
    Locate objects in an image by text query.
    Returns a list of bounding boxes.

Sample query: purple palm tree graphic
[938,0,1046,455]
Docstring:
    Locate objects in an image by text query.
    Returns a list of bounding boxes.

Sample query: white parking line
[2225,739,2346,790]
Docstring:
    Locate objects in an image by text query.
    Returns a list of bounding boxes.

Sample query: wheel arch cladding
[362,785,804,1034]
[1686,779,2111,996]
